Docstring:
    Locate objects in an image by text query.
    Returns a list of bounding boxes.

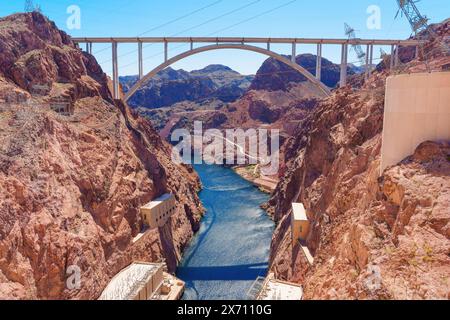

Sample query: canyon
[0,10,448,301]
[123,19,450,300]
[119,52,360,140]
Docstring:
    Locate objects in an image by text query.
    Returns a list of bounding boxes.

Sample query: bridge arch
[124,43,331,102]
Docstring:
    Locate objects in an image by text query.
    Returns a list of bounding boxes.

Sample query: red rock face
[249,54,355,91]
[266,20,450,299]
[0,12,203,299]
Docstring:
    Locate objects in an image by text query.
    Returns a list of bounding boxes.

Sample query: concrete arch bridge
[72,37,422,101]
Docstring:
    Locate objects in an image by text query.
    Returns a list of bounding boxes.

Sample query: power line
[37,0,148,27]
[92,0,224,55]
[171,0,262,37]
[207,0,297,35]
[138,0,224,37]
[103,0,297,73]
[98,0,262,64]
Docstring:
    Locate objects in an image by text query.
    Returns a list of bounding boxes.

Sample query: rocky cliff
[249,53,356,91]
[120,64,254,109]
[266,20,450,299]
[0,12,203,300]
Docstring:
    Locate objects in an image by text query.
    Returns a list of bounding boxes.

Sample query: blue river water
[176,164,275,300]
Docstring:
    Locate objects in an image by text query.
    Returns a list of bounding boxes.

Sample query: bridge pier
[291,43,296,63]
[267,41,270,51]
[164,40,168,62]
[340,44,348,87]
[316,43,322,81]
[365,45,370,80]
[389,44,400,69]
[395,44,400,67]
[138,41,143,80]
[85,42,92,55]
[365,44,374,80]
[112,42,119,99]
[390,44,395,70]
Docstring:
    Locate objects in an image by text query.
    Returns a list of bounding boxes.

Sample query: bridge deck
[72,36,422,46]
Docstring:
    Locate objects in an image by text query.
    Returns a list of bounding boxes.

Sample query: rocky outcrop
[266,19,450,299]
[0,12,203,300]
[302,140,449,300]
[120,64,254,109]
[249,54,355,91]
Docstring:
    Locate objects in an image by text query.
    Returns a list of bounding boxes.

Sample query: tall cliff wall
[266,20,450,299]
[0,12,203,300]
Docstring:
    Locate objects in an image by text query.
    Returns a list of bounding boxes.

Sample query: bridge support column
[415,45,419,59]
[390,44,395,70]
[267,42,270,51]
[138,42,143,80]
[365,44,373,80]
[112,42,119,100]
[164,40,168,62]
[365,45,370,80]
[85,42,92,54]
[190,40,194,51]
[316,43,322,81]
[291,43,296,63]
[394,44,400,67]
[340,44,348,87]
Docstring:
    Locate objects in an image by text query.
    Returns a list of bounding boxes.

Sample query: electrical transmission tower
[395,0,429,34]
[24,0,41,13]
[395,0,448,63]
[344,23,366,65]
[24,0,34,12]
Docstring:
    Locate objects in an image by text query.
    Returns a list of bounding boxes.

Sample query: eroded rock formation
[121,64,254,109]
[0,12,203,300]
[266,20,450,299]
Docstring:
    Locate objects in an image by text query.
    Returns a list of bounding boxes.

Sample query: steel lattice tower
[396,0,429,34]
[396,0,448,58]
[344,23,366,65]
[24,0,34,12]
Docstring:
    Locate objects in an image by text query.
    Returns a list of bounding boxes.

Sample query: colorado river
[176,164,275,300]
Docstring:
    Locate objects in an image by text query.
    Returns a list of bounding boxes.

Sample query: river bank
[232,165,279,194]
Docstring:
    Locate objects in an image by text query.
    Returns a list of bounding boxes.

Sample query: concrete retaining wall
[381,72,450,174]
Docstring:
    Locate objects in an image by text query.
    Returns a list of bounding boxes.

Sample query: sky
[1,0,448,76]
